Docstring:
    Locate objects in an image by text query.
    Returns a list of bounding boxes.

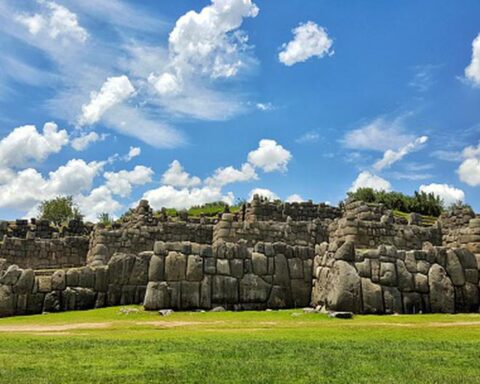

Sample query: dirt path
[1,319,480,334]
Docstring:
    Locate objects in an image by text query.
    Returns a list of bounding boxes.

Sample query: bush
[347,188,444,217]
[38,196,83,226]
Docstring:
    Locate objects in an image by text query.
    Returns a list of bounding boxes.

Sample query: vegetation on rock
[347,188,445,217]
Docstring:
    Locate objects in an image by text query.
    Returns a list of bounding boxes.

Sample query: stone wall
[244,195,341,222]
[87,223,213,264]
[143,240,313,311]
[0,251,151,317]
[212,213,328,248]
[311,240,479,314]
[0,239,313,317]
[0,236,89,269]
[329,201,442,250]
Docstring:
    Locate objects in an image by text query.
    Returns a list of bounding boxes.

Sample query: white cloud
[16,1,88,43]
[0,159,103,211]
[279,21,333,66]
[104,166,153,198]
[465,33,480,86]
[419,183,465,206]
[146,0,259,121]
[142,185,233,210]
[256,103,274,111]
[148,72,182,96]
[373,136,428,171]
[79,75,135,126]
[205,163,258,187]
[458,143,480,186]
[342,116,416,152]
[161,160,201,188]
[286,194,304,203]
[168,0,259,79]
[247,139,292,172]
[125,146,141,161]
[71,131,106,151]
[349,171,392,192]
[76,186,123,222]
[248,188,279,201]
[296,131,320,144]
[0,122,68,168]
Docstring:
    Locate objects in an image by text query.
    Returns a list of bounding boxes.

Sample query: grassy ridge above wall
[0,307,480,383]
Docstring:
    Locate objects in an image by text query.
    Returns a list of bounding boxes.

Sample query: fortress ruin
[0,196,479,317]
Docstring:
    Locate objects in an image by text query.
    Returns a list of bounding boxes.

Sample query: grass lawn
[1,308,480,383]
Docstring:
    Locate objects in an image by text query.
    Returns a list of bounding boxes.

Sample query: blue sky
[0,0,480,221]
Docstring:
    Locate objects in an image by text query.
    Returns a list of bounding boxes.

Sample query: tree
[38,196,82,226]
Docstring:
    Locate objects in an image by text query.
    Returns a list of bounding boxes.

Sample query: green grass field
[1,307,480,383]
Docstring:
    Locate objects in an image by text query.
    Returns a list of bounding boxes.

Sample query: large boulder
[334,241,355,262]
[446,250,465,286]
[148,255,165,282]
[0,285,15,317]
[186,255,204,281]
[361,278,384,314]
[428,264,454,313]
[326,261,361,313]
[144,282,170,310]
[212,276,238,304]
[240,274,270,303]
[15,269,34,294]
[164,252,187,281]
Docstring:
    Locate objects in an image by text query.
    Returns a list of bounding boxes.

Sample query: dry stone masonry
[0,195,480,317]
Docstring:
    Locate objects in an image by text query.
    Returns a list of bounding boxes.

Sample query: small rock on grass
[210,306,226,312]
[159,309,174,316]
[328,311,354,319]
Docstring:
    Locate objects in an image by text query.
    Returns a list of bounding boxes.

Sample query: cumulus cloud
[142,185,234,211]
[279,21,333,66]
[0,122,68,168]
[342,116,416,152]
[161,160,201,188]
[349,171,392,192]
[16,0,88,43]
[286,194,304,203]
[71,131,106,151]
[0,159,103,211]
[76,186,123,222]
[168,0,259,79]
[419,183,465,206]
[373,136,428,171]
[104,165,153,198]
[247,139,292,172]
[79,75,135,126]
[146,0,259,121]
[458,143,480,186]
[248,188,279,201]
[465,33,480,86]
[205,163,257,187]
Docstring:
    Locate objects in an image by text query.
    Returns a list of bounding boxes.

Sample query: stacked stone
[440,206,476,247]
[143,240,313,311]
[312,241,479,314]
[213,213,326,248]
[245,195,341,223]
[87,223,214,264]
[0,236,89,269]
[457,218,480,254]
[12,220,29,238]
[0,252,151,317]
[329,201,441,250]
